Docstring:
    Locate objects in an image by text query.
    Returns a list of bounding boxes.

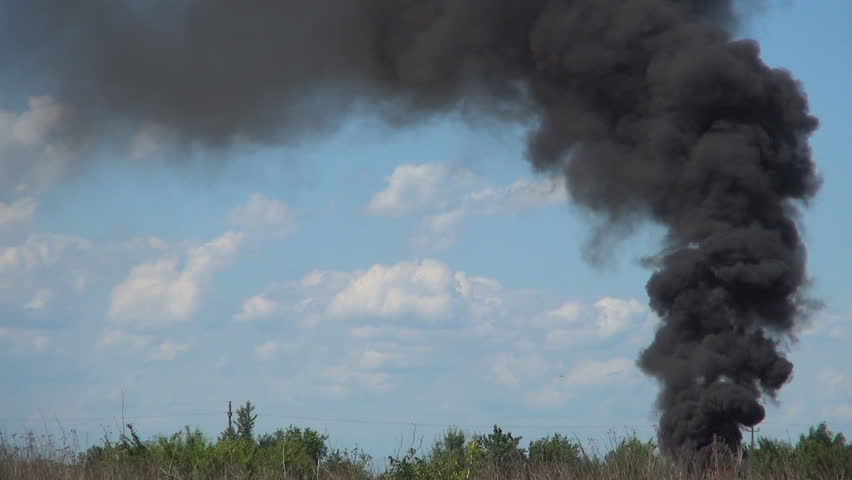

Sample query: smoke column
[0,0,819,454]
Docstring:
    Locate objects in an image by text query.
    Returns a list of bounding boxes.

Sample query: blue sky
[1,0,850,463]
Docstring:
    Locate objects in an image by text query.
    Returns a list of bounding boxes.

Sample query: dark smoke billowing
[0,0,819,455]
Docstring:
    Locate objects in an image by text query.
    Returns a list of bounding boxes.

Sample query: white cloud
[98,330,154,352]
[560,358,635,387]
[150,340,191,361]
[490,351,549,388]
[24,289,52,310]
[0,96,80,195]
[412,175,567,251]
[0,234,91,274]
[545,329,580,350]
[349,325,424,342]
[255,340,281,361]
[0,197,36,229]
[461,177,567,215]
[358,348,409,370]
[526,384,575,409]
[234,294,281,322]
[229,193,296,237]
[410,208,465,251]
[8,97,63,146]
[108,231,243,328]
[542,297,646,349]
[593,297,646,338]
[130,123,173,159]
[324,364,392,394]
[328,259,456,321]
[367,162,568,251]
[0,327,50,355]
[368,163,474,217]
[531,301,583,327]
[524,357,636,409]
[802,309,852,340]
[320,259,504,330]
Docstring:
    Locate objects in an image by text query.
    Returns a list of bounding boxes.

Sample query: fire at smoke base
[0,0,819,455]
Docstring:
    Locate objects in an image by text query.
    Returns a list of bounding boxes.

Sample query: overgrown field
[3,402,851,479]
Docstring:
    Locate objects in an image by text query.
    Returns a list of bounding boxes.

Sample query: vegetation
[2,402,851,479]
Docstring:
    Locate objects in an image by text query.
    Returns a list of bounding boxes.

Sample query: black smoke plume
[0,0,819,455]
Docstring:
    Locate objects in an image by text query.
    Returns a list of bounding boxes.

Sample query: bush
[794,422,852,478]
[324,446,373,480]
[474,425,526,469]
[529,433,583,467]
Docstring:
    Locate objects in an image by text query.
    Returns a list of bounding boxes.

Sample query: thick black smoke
[0,0,818,455]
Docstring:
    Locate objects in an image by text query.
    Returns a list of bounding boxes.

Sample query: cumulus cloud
[366,162,568,250]
[255,340,281,361]
[367,163,474,217]
[0,234,91,274]
[0,327,50,354]
[98,329,154,352]
[559,358,635,386]
[543,298,647,350]
[326,259,503,325]
[0,96,79,195]
[130,123,174,159]
[233,294,281,322]
[525,358,636,409]
[412,176,567,251]
[150,339,191,361]
[526,384,575,409]
[490,351,549,388]
[0,197,36,230]
[593,297,646,338]
[0,234,92,306]
[531,301,583,327]
[328,259,455,321]
[108,231,243,328]
[233,256,660,406]
[24,289,52,310]
[801,309,852,340]
[229,193,296,237]
[358,347,412,370]
[324,364,392,394]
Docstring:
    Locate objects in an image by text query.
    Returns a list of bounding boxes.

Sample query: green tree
[235,401,257,442]
[281,426,329,478]
[429,427,467,465]
[475,425,526,469]
[749,437,795,476]
[529,433,582,467]
[794,422,852,478]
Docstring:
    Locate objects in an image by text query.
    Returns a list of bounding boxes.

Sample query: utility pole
[748,426,760,449]
[227,401,233,435]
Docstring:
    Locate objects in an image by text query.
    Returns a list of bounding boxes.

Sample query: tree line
[2,400,851,479]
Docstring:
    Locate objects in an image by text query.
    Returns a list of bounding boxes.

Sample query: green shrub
[474,425,526,469]
[529,433,583,467]
[793,422,852,478]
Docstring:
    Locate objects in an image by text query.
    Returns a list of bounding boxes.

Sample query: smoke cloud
[0,0,819,455]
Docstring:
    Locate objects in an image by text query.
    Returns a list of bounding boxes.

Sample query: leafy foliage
[6,411,852,480]
[235,400,257,442]
[529,433,583,467]
[474,425,526,469]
